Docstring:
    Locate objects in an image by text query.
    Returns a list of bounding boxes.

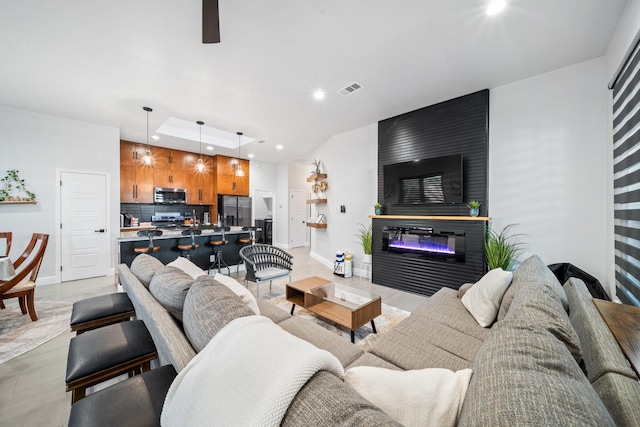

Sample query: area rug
[0,300,72,364]
[267,292,410,350]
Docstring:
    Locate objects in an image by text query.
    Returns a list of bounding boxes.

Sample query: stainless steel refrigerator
[218,195,252,227]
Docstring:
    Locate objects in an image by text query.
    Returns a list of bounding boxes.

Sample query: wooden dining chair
[0,231,11,256]
[0,233,49,321]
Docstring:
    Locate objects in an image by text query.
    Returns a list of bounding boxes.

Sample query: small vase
[375,208,381,215]
[469,208,479,217]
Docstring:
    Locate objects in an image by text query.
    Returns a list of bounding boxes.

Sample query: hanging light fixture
[196,121,205,172]
[235,131,245,177]
[141,106,153,165]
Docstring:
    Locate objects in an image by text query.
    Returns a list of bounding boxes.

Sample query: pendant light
[141,107,153,165]
[235,131,245,177]
[196,121,205,172]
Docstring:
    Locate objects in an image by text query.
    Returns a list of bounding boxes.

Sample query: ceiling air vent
[338,82,363,97]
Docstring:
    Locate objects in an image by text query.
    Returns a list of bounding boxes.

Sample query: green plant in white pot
[485,224,524,271]
[355,223,373,263]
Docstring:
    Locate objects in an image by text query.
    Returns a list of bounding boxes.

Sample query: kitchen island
[117,226,250,272]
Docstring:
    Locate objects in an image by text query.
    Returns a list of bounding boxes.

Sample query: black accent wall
[374,90,489,296]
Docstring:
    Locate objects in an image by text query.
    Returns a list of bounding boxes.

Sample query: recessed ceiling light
[486,0,506,15]
[206,145,214,151]
[151,135,160,140]
[248,153,254,158]
[313,90,326,100]
[276,145,283,150]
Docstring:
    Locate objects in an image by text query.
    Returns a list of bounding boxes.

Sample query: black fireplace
[382,226,465,263]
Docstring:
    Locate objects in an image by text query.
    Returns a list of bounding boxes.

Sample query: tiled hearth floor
[0,247,428,426]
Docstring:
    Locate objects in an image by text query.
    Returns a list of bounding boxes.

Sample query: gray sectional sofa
[117,253,640,426]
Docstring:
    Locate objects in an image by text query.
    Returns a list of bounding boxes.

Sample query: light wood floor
[0,247,428,426]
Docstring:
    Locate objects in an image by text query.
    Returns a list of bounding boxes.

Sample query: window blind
[613,35,640,306]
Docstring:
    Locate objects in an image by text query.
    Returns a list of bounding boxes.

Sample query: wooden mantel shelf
[369,215,491,221]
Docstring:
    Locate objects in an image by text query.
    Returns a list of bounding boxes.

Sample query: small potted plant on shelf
[374,203,382,215]
[355,223,373,263]
[467,200,481,217]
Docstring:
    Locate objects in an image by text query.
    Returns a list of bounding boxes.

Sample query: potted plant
[467,200,481,217]
[374,203,382,215]
[355,223,373,263]
[485,224,524,270]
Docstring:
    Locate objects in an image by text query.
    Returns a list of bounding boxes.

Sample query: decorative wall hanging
[0,169,37,203]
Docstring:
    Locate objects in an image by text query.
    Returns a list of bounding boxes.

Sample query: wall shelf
[306,173,327,182]
[0,200,36,205]
[307,223,327,228]
[306,198,327,204]
[369,215,491,221]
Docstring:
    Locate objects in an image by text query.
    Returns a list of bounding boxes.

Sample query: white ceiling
[0,0,628,164]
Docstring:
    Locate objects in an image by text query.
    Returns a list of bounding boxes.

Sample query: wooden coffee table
[286,276,382,343]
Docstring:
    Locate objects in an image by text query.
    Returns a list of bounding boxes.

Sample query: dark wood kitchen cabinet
[185,154,215,205]
[214,155,249,196]
[120,140,154,203]
[153,147,189,189]
[119,141,243,205]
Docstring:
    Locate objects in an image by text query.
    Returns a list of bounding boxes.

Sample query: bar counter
[117,226,249,272]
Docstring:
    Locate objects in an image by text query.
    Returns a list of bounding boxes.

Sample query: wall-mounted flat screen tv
[383,153,463,205]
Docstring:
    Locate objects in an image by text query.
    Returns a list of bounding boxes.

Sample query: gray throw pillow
[497,254,568,321]
[130,253,164,288]
[183,275,255,352]
[458,311,615,427]
[149,266,195,321]
[506,285,582,364]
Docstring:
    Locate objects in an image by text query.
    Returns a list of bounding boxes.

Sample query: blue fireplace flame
[388,235,455,255]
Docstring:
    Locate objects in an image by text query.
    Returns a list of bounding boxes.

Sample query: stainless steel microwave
[154,187,187,204]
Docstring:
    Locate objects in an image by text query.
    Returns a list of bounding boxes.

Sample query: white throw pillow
[461,268,513,327]
[214,273,260,315]
[344,366,473,427]
[167,257,207,279]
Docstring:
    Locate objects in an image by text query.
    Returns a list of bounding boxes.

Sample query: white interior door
[290,190,306,248]
[61,171,109,281]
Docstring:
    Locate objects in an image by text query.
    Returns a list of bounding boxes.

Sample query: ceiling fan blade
[203,0,220,44]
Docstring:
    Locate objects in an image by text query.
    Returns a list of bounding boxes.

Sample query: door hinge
[60,223,62,229]
[60,180,62,186]
[60,266,63,272]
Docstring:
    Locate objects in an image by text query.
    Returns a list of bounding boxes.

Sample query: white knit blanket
[161,315,344,427]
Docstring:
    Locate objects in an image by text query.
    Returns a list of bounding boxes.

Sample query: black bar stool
[70,293,135,335]
[68,365,177,427]
[134,230,163,255]
[208,226,230,275]
[237,226,255,271]
[65,320,157,404]
[237,226,256,247]
[177,228,201,260]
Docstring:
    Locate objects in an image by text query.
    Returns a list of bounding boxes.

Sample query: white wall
[605,0,640,82]
[275,163,289,246]
[249,160,277,195]
[249,160,277,230]
[0,106,120,284]
[309,124,378,271]
[489,58,611,293]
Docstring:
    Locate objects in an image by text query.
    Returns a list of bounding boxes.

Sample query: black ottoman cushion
[68,364,177,427]
[66,320,156,384]
[70,293,135,333]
